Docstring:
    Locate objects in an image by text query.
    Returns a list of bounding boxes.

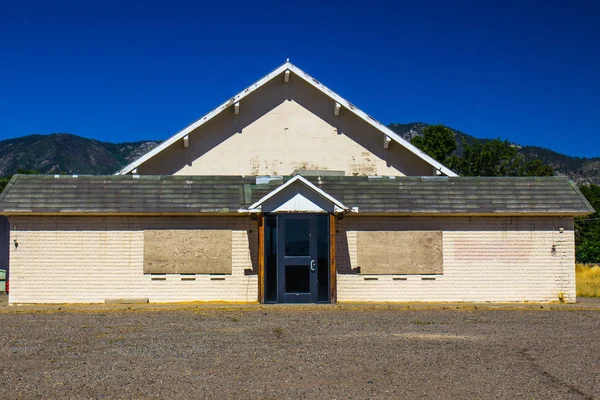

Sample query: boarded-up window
[356,231,443,274]
[144,230,232,274]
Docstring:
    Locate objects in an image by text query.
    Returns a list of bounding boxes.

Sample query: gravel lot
[0,307,599,399]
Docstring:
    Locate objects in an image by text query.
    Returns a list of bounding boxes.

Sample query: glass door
[277,215,319,303]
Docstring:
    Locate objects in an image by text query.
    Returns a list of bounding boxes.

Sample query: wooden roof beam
[383,135,392,149]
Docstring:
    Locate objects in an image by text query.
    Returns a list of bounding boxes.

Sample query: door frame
[258,213,335,304]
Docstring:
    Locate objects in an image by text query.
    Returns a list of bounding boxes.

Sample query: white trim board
[115,61,457,177]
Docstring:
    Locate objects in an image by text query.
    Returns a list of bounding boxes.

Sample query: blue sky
[1,0,599,157]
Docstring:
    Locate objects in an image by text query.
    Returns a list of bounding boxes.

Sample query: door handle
[310,260,316,273]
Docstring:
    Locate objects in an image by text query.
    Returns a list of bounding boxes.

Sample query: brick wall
[336,216,576,303]
[8,216,258,304]
[7,215,576,304]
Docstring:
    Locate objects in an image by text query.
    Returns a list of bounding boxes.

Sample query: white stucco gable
[115,61,457,177]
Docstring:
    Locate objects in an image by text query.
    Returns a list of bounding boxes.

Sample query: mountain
[0,129,597,184]
[0,134,160,175]
[517,145,600,184]
[389,123,600,185]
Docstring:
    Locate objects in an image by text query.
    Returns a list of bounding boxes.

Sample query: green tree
[0,169,41,193]
[0,176,10,193]
[576,184,600,264]
[411,124,456,164]
[521,159,554,177]
[446,139,524,176]
[444,139,554,177]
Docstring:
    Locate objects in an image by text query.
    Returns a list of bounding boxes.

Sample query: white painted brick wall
[8,216,258,304]
[336,216,576,303]
[7,215,576,304]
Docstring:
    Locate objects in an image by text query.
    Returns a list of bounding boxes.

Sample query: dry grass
[576,264,600,297]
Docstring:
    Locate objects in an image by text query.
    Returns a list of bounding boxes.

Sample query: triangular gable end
[240,175,348,213]
[115,61,457,177]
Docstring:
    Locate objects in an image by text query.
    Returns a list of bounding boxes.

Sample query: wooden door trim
[257,213,265,304]
[329,213,337,303]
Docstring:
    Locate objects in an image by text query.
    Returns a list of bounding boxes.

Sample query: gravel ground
[0,307,599,399]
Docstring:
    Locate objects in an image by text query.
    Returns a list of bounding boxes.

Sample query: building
[0,61,594,304]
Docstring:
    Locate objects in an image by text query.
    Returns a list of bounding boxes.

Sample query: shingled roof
[0,174,594,215]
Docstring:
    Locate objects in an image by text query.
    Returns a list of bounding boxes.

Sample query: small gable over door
[245,175,347,213]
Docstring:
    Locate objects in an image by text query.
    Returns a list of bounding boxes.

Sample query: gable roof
[114,61,458,177]
[244,175,348,213]
[0,174,593,216]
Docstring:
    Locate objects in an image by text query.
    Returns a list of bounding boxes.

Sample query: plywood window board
[144,229,232,274]
[356,231,443,275]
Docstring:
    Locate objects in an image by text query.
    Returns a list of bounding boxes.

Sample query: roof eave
[0,211,591,217]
